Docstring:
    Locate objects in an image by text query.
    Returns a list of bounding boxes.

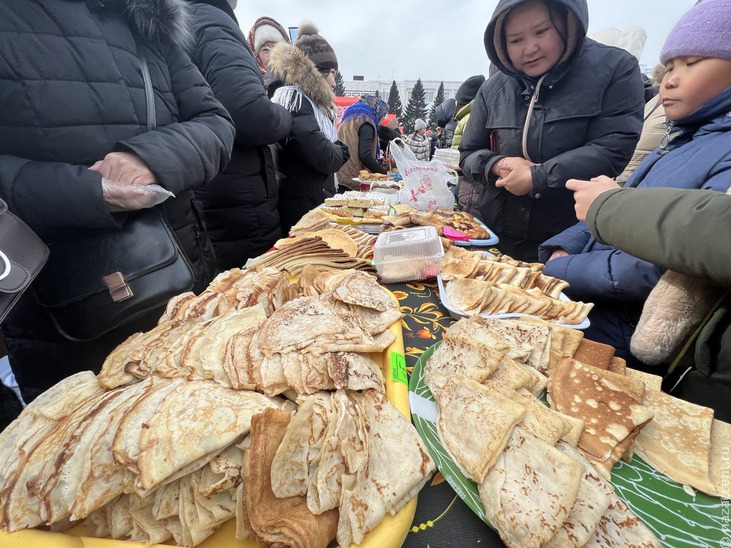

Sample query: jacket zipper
[658,121,675,155]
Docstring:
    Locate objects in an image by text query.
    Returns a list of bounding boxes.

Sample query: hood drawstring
[521,74,547,163]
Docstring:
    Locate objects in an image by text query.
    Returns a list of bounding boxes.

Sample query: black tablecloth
[387,280,505,548]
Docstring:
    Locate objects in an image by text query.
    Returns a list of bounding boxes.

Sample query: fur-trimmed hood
[267,42,335,111]
[84,0,193,49]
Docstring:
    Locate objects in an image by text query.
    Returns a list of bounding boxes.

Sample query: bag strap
[136,42,157,132]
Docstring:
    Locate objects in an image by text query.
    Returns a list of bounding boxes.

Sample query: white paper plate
[437,275,590,330]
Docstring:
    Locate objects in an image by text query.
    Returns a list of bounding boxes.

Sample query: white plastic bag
[390,138,456,210]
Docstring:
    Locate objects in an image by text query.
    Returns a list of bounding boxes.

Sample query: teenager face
[661,57,731,121]
[324,69,337,90]
[504,0,564,77]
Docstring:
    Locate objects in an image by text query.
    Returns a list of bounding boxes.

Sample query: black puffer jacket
[459,0,643,261]
[0,0,234,403]
[188,1,293,270]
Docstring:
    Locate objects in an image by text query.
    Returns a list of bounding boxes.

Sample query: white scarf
[271,85,337,142]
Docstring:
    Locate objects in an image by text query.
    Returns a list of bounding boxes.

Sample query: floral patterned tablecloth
[387,280,505,548]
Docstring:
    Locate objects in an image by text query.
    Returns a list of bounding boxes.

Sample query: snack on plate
[322,191,390,224]
[382,204,492,240]
[439,247,591,325]
[242,408,338,548]
[411,209,489,240]
[634,390,717,496]
[358,169,396,182]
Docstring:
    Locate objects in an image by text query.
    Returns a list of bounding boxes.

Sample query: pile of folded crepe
[244,226,376,275]
[424,316,728,547]
[0,372,284,545]
[440,246,593,325]
[0,266,433,547]
[98,267,401,395]
[243,390,434,547]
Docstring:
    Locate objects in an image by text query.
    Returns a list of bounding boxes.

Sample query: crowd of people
[0,0,729,427]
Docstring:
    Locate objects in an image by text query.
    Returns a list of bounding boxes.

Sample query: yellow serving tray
[0,316,414,548]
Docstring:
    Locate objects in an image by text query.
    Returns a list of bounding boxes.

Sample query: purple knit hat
[660,0,731,64]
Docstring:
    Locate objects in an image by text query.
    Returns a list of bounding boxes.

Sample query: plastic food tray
[437,275,590,330]
[0,312,414,548]
[373,227,444,284]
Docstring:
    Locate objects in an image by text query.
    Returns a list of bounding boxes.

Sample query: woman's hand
[90,152,156,186]
[548,248,569,261]
[90,152,160,211]
[494,157,536,196]
[566,175,620,221]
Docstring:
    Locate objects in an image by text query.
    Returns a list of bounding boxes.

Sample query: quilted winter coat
[539,87,731,359]
[459,0,644,261]
[586,187,731,421]
[188,1,293,270]
[0,0,234,403]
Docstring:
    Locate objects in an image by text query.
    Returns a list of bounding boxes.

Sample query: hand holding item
[566,175,620,221]
[90,152,156,186]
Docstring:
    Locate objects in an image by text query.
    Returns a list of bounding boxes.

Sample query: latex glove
[566,175,620,221]
[101,179,174,211]
[90,152,156,186]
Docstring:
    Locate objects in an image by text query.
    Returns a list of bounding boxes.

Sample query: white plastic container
[373,226,444,283]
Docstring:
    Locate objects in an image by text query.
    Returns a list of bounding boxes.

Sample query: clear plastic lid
[373,226,444,262]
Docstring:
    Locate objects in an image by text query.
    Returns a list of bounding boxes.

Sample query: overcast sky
[235,0,694,82]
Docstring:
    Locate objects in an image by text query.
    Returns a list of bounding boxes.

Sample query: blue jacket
[540,86,731,303]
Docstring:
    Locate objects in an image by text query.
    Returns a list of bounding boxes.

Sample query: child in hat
[541,0,731,366]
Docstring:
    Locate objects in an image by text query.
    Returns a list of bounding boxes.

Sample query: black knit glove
[336,140,350,163]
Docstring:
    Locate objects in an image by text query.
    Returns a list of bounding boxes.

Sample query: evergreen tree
[428,82,445,131]
[387,80,403,118]
[402,78,428,134]
[334,71,346,96]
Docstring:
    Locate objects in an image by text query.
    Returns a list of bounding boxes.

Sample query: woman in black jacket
[0,0,234,404]
[187,0,293,271]
[268,22,349,232]
[459,0,644,262]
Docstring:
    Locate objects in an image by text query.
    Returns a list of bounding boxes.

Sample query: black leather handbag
[0,200,49,324]
[31,47,194,341]
[32,207,194,341]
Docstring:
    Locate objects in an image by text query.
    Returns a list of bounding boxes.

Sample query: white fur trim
[631,270,723,365]
[255,24,286,52]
